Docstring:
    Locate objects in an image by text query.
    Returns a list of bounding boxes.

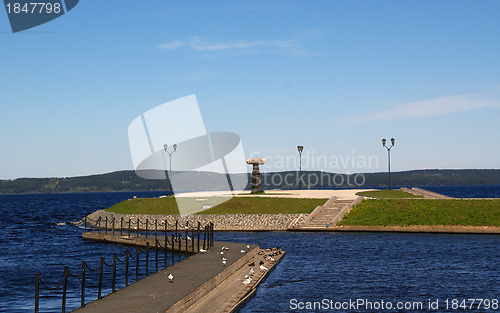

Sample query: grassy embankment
[340,190,500,226]
[356,190,423,198]
[104,196,327,215]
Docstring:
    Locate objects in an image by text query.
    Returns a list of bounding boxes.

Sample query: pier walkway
[73,237,284,313]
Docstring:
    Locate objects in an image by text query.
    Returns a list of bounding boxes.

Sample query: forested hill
[0,169,499,194]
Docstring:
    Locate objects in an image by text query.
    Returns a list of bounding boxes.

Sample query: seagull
[246,245,250,249]
[199,249,207,253]
[222,246,229,251]
[245,274,249,279]
[240,250,246,253]
[267,256,275,262]
[222,257,226,261]
[260,264,268,271]
[249,268,254,275]
[243,277,252,285]
[220,251,224,255]
[248,262,255,266]
[187,235,192,241]
[168,273,174,282]
[222,260,227,266]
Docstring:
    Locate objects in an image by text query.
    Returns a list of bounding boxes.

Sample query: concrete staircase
[292,196,363,230]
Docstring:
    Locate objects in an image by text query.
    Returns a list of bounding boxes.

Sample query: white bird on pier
[240,250,246,253]
[220,251,224,255]
[222,257,226,261]
[222,260,227,266]
[243,277,252,285]
[199,249,207,253]
[249,268,254,275]
[222,246,229,251]
[260,264,268,271]
[168,273,174,282]
[246,245,250,249]
[187,235,192,241]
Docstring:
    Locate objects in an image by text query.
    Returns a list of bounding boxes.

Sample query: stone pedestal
[246,158,265,193]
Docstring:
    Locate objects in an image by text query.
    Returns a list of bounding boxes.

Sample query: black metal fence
[35,220,214,313]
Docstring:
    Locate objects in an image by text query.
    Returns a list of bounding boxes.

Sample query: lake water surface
[0,186,498,312]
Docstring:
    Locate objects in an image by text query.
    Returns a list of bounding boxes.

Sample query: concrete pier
[73,236,284,313]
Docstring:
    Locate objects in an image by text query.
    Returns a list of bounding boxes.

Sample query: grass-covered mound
[356,190,423,198]
[104,196,328,215]
[104,196,180,215]
[338,199,500,227]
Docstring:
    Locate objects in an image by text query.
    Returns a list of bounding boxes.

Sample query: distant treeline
[0,169,499,194]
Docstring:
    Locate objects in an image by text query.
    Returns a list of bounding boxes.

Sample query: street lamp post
[381,138,395,190]
[297,145,304,190]
[163,144,177,194]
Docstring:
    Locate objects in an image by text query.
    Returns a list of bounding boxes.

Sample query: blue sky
[1,1,499,179]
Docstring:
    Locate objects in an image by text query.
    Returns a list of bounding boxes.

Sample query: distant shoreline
[1,169,500,194]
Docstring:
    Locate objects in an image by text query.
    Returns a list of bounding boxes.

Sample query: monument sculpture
[246,158,265,193]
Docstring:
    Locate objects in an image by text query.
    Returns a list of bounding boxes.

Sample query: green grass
[338,199,500,226]
[356,190,423,198]
[104,196,327,215]
[105,196,180,215]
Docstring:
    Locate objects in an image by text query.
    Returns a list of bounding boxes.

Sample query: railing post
[112,253,117,293]
[175,220,178,238]
[120,217,123,236]
[84,217,87,232]
[98,257,104,299]
[164,236,168,269]
[155,240,159,273]
[145,242,150,277]
[62,266,68,313]
[128,219,131,238]
[81,261,86,308]
[35,273,40,313]
[191,228,194,254]
[203,225,207,250]
[171,234,175,265]
[105,217,108,235]
[211,222,214,247]
[197,222,201,253]
[97,216,101,233]
[178,234,181,261]
[185,227,188,255]
[164,220,167,239]
[112,216,115,235]
[145,218,148,239]
[125,250,129,286]
[135,248,139,282]
[155,219,158,241]
[137,219,140,238]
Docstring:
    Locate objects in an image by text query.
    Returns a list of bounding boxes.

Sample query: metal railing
[35,220,214,313]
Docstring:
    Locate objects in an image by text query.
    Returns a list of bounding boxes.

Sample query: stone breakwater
[84,210,308,231]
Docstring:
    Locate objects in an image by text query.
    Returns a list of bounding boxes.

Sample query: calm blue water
[423,185,500,198]
[0,187,498,313]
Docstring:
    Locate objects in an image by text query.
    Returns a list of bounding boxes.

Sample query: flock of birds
[242,247,283,285]
[167,245,282,286]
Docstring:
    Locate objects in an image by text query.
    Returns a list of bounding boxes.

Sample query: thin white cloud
[157,40,184,49]
[349,93,500,122]
[157,37,311,56]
